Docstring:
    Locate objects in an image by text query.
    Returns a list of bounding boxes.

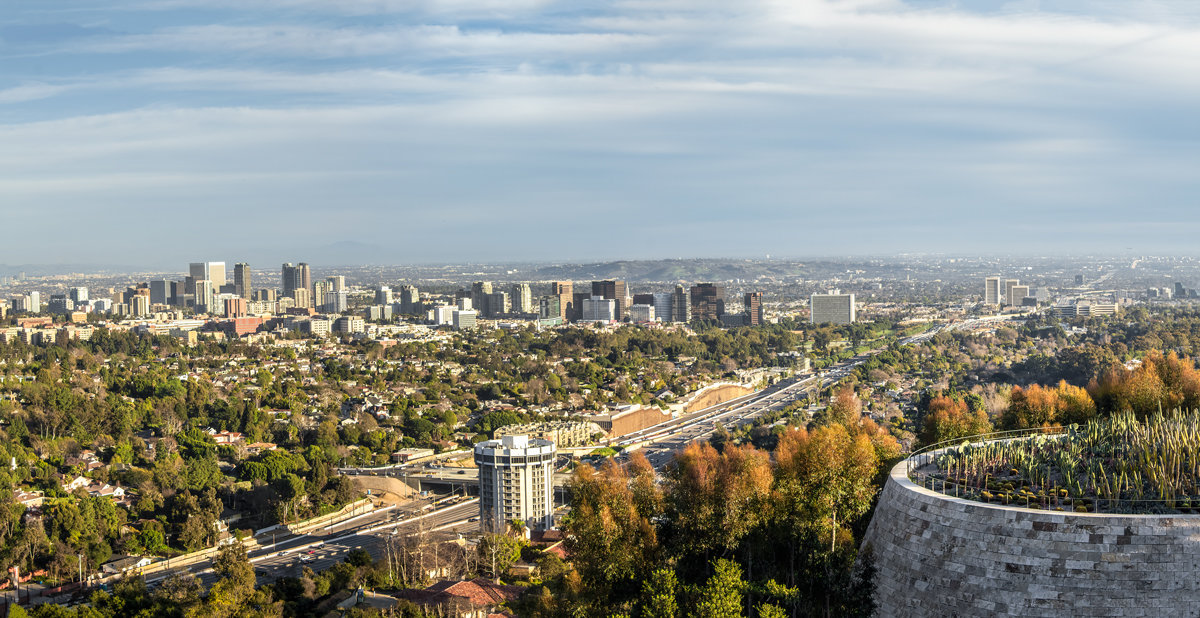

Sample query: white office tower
[629,304,655,322]
[376,286,393,305]
[984,276,1001,306]
[69,287,89,303]
[327,275,346,292]
[452,309,477,330]
[474,435,556,532]
[433,305,455,325]
[810,292,855,325]
[581,296,616,322]
[28,292,40,314]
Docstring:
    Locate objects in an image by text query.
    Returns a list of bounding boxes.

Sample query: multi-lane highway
[143,498,479,588]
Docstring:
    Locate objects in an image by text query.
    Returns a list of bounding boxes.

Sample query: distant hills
[528,259,809,282]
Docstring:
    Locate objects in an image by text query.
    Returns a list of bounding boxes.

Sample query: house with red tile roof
[393,578,522,617]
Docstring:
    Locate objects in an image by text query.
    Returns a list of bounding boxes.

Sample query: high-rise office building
[327,275,346,292]
[292,288,311,309]
[984,276,1001,306]
[452,309,477,330]
[149,280,170,305]
[282,263,311,297]
[512,283,533,314]
[194,280,215,313]
[189,262,226,291]
[1004,279,1020,306]
[69,287,89,304]
[254,289,277,302]
[234,263,251,299]
[323,290,348,313]
[582,296,617,322]
[671,285,690,323]
[399,285,420,314]
[629,304,655,322]
[551,281,573,320]
[48,295,73,315]
[474,435,556,531]
[224,297,248,318]
[376,286,393,305]
[571,292,590,322]
[1010,285,1030,306]
[28,292,39,314]
[313,281,330,310]
[131,295,150,317]
[486,291,510,317]
[653,293,672,323]
[539,295,561,320]
[744,292,764,326]
[471,282,493,316]
[690,283,726,322]
[591,280,628,319]
[810,292,855,325]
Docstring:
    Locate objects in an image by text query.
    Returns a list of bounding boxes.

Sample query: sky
[3,0,1200,266]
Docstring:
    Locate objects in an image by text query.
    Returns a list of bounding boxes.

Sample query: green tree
[694,559,746,618]
[640,567,679,618]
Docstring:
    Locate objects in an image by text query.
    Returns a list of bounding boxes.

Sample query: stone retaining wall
[862,459,1200,616]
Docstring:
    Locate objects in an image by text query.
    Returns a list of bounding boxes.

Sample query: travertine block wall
[862,460,1200,617]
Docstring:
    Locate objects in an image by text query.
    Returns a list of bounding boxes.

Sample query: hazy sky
[3,0,1200,266]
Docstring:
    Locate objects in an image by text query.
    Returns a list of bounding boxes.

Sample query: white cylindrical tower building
[474,435,556,532]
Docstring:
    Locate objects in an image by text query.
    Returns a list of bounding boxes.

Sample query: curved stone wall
[862,458,1200,616]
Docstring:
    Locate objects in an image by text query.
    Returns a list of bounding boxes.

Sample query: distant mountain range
[527,259,810,282]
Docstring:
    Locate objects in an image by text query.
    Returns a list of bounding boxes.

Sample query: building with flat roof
[810,292,855,325]
[744,292,764,326]
[1004,279,1020,306]
[474,435,556,531]
[629,304,655,322]
[551,281,573,321]
[233,263,251,299]
[282,263,311,298]
[671,285,690,323]
[690,283,725,322]
[591,280,628,319]
[581,296,616,322]
[984,276,1001,306]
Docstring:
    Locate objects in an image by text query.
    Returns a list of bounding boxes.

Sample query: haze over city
[6,0,1200,264]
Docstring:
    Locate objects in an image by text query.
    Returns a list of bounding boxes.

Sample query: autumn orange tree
[919,395,991,446]
[557,415,889,616]
[562,451,662,610]
[1089,351,1200,417]
[1001,381,1096,430]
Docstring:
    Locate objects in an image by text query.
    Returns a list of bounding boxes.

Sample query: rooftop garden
[914,410,1200,514]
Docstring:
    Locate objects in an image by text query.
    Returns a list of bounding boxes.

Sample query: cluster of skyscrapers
[441,280,765,327]
[984,276,1033,307]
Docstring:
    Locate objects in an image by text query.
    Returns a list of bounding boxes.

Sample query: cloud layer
[3,0,1200,265]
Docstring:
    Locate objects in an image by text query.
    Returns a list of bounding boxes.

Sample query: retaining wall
[862,459,1200,617]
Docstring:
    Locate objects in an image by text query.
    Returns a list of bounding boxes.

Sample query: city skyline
[4,2,1200,262]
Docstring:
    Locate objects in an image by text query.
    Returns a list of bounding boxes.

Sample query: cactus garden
[913,410,1200,514]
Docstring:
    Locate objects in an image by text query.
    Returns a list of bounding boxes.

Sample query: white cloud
[0,82,74,104]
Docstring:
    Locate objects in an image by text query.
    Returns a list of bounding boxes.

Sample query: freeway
[144,499,480,589]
